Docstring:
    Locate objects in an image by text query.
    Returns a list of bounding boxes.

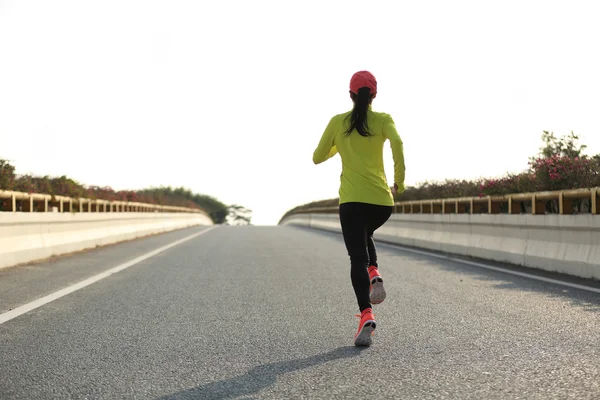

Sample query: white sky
[1,1,599,225]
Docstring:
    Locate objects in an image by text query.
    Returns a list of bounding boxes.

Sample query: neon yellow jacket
[313,107,405,206]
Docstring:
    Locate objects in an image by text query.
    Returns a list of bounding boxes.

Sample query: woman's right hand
[392,183,399,195]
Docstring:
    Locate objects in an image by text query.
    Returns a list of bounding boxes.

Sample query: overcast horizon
[2,1,599,224]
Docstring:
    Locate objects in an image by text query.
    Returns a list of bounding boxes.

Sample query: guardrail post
[485,197,501,214]
[442,200,456,214]
[532,194,545,215]
[0,191,202,215]
[281,186,600,222]
[559,191,574,215]
[508,197,521,214]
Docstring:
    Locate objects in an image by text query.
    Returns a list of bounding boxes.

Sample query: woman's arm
[313,117,338,164]
[382,114,406,193]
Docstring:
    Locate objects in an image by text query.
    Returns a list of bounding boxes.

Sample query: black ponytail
[345,87,373,137]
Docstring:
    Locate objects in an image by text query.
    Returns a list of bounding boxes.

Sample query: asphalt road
[1,225,599,399]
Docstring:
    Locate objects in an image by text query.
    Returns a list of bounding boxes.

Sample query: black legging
[339,202,393,311]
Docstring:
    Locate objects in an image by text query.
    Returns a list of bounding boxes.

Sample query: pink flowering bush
[528,155,600,191]
[478,173,538,196]
[280,131,600,219]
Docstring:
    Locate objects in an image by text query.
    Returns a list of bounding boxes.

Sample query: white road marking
[379,241,600,294]
[0,226,216,325]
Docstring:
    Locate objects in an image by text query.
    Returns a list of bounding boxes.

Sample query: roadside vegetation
[0,161,251,225]
[281,131,600,220]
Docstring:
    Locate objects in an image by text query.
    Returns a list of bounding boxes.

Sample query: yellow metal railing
[287,187,599,216]
[0,190,206,215]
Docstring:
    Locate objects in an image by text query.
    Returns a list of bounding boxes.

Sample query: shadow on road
[435,266,600,314]
[377,243,600,314]
[288,226,600,314]
[155,346,367,400]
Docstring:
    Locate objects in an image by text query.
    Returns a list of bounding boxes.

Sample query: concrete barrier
[0,212,213,270]
[281,212,600,280]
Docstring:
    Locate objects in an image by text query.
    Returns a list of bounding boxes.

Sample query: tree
[0,159,15,190]
[227,204,252,225]
[534,130,587,160]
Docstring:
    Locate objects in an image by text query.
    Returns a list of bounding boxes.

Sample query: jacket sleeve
[312,117,338,164]
[382,114,406,193]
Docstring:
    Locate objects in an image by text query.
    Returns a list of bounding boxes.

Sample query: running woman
[312,70,406,346]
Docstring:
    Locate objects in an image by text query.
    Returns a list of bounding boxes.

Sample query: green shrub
[0,159,234,224]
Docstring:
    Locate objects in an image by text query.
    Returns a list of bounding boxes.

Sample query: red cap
[350,70,377,95]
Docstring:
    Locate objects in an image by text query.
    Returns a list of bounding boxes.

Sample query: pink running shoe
[354,308,376,346]
[368,266,386,305]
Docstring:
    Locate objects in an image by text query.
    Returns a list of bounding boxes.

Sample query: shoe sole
[354,321,376,346]
[370,279,386,305]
